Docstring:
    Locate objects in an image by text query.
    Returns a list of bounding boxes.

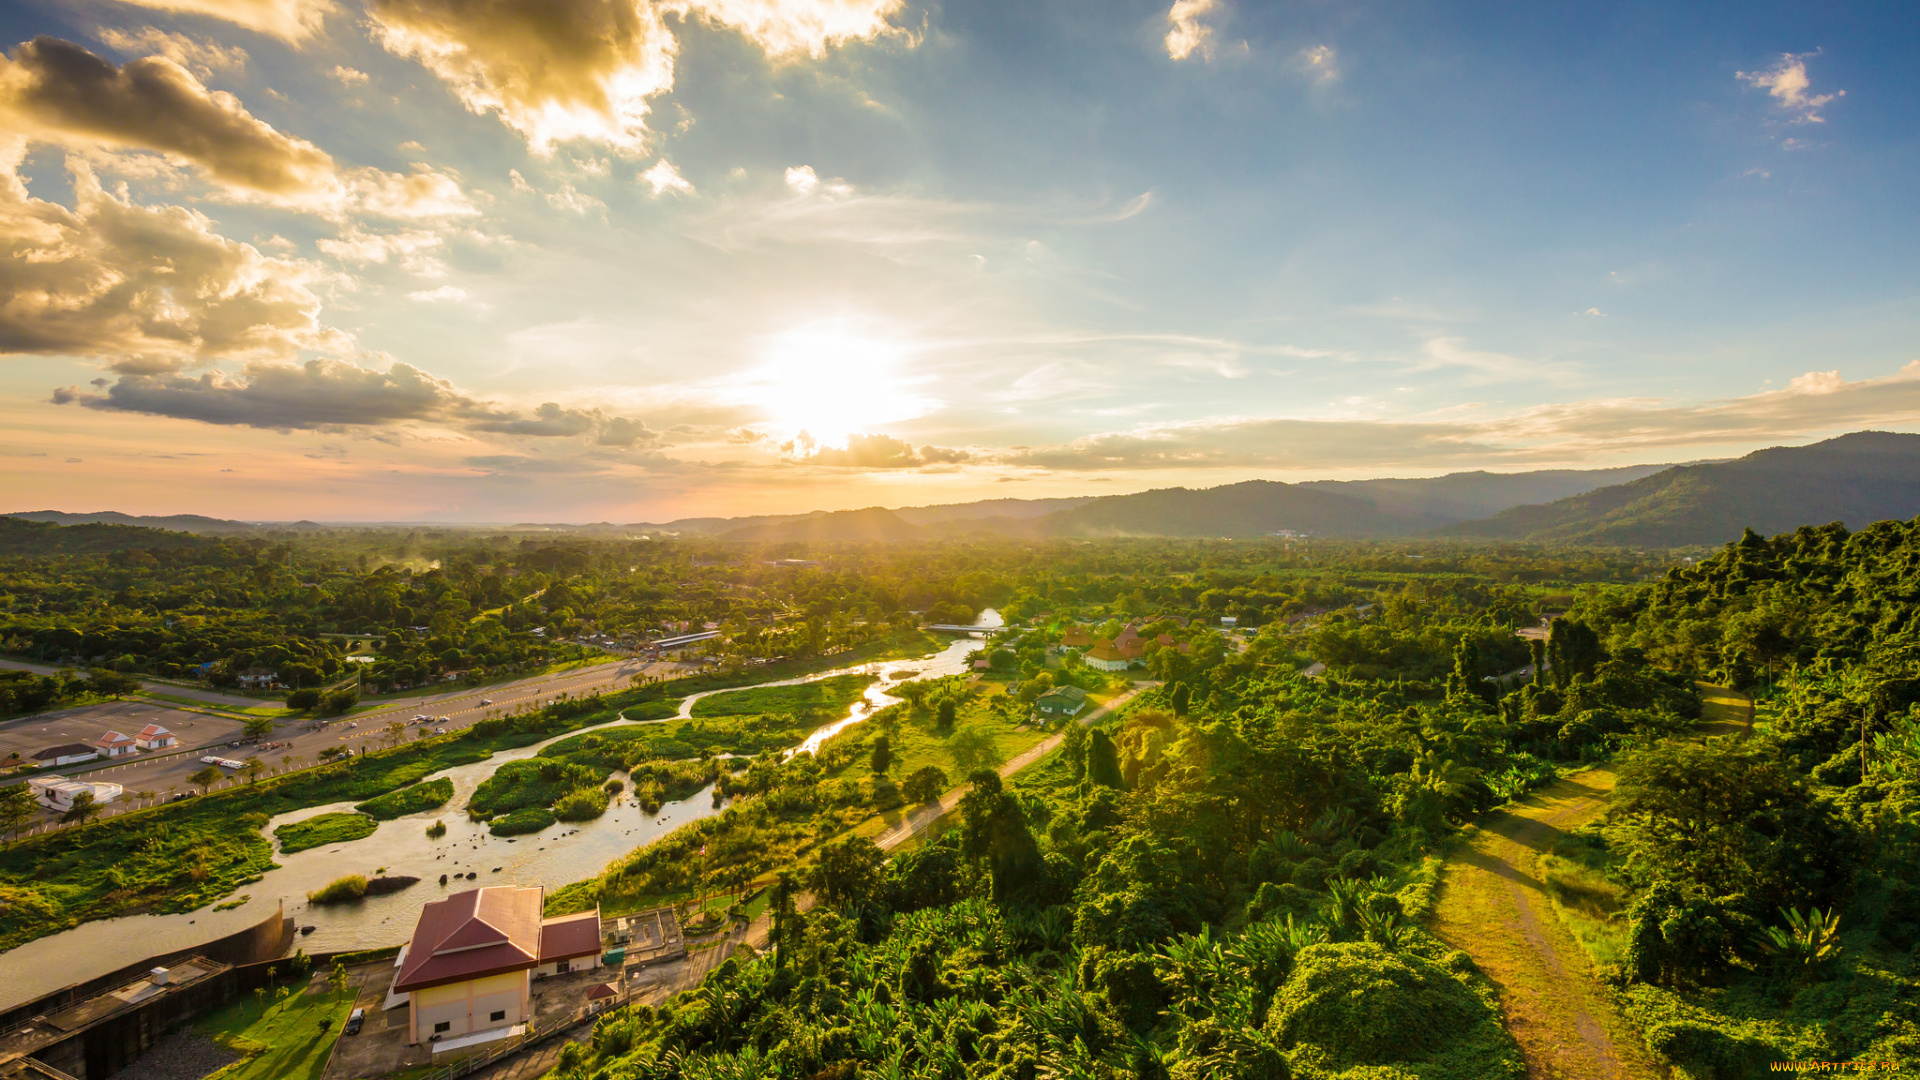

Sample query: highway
[0,653,695,826]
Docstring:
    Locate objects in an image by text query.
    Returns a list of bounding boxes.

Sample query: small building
[29,776,122,811]
[1036,685,1089,717]
[1219,616,1238,629]
[135,724,178,750]
[1083,642,1130,673]
[94,731,137,758]
[235,667,279,689]
[586,983,620,1014]
[33,744,99,768]
[392,886,603,1048]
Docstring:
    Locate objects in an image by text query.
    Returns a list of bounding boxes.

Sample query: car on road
[480,699,493,706]
[345,1008,365,1035]
[346,721,358,728]
[200,756,247,770]
[435,727,447,735]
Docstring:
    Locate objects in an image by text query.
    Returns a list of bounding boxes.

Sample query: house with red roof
[135,724,177,750]
[93,731,136,758]
[392,886,603,1048]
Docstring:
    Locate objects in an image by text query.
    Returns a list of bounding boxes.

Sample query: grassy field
[355,778,453,819]
[199,981,354,1080]
[274,812,377,854]
[690,673,877,720]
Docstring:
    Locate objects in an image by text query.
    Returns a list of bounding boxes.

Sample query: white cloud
[328,64,369,86]
[1297,44,1337,84]
[407,284,468,302]
[105,0,335,43]
[316,225,444,275]
[0,151,340,368]
[95,27,247,77]
[1737,51,1844,123]
[364,0,906,153]
[784,164,819,193]
[546,181,605,214]
[640,158,693,195]
[1164,0,1217,62]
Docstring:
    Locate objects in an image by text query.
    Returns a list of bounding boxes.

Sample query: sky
[1,0,1917,522]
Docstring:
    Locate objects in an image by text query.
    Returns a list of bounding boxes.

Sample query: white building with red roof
[93,731,136,758]
[135,724,177,750]
[392,886,603,1048]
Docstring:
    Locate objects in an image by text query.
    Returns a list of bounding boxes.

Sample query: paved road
[4,656,695,827]
[0,656,262,708]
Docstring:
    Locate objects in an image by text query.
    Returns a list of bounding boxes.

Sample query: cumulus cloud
[0,38,478,218]
[786,432,972,468]
[315,225,443,272]
[687,0,906,59]
[55,354,659,444]
[1164,0,1217,62]
[1738,51,1844,123]
[0,36,337,196]
[784,164,819,193]
[365,0,904,152]
[329,64,369,85]
[95,27,247,77]
[407,284,469,302]
[640,158,692,195]
[0,153,337,367]
[106,0,335,43]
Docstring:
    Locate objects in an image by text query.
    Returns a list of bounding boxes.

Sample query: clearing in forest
[1432,683,1754,1079]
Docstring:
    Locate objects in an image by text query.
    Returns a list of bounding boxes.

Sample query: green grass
[274,812,377,854]
[355,778,453,819]
[490,807,557,835]
[199,982,354,1080]
[691,673,876,720]
[307,874,368,904]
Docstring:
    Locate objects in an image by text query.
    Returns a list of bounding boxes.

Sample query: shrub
[426,820,447,839]
[319,688,360,716]
[1269,941,1482,1067]
[285,688,322,710]
[308,874,368,904]
[274,812,376,854]
[490,807,557,836]
[553,787,611,822]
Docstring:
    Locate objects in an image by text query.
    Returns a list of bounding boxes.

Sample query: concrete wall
[409,971,529,1044]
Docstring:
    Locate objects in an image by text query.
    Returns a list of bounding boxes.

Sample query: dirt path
[1432,766,1659,1080]
[1433,683,1753,1079]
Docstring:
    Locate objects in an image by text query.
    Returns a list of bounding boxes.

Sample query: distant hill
[1439,432,1920,546]
[1301,464,1678,529]
[0,517,212,555]
[5,510,259,534]
[718,507,929,544]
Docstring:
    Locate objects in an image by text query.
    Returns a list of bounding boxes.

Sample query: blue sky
[0,0,1916,520]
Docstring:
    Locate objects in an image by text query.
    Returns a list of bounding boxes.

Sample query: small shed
[1036,685,1089,717]
[94,731,137,757]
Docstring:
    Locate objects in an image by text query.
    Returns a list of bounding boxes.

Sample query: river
[0,623,998,1007]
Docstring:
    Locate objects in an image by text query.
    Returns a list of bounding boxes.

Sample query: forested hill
[704,466,1675,543]
[0,516,213,556]
[1438,431,1920,546]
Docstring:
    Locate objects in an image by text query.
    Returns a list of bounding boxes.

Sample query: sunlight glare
[747,322,933,447]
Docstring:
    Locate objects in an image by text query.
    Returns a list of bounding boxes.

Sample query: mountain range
[10,432,1920,548]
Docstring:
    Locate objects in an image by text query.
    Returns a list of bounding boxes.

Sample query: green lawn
[200,982,354,1080]
[690,673,877,721]
[274,812,377,854]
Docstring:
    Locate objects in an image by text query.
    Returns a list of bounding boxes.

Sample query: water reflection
[0,632,988,1006]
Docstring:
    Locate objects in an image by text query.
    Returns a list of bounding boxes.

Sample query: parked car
[345,1008,365,1035]
[435,727,447,735]
[480,699,493,706]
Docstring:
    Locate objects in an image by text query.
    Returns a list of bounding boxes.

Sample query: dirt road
[1432,684,1753,1080]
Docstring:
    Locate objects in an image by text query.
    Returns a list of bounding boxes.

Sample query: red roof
[137,724,173,739]
[394,886,544,992]
[587,983,619,1001]
[538,909,602,962]
[94,731,134,748]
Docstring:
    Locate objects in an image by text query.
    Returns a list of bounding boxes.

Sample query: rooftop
[394,886,543,992]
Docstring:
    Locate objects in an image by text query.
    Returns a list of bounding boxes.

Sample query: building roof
[587,983,619,1001]
[1038,685,1088,703]
[1060,627,1092,647]
[1086,642,1124,663]
[34,744,97,761]
[137,724,173,739]
[394,886,544,992]
[95,731,135,749]
[538,909,602,962]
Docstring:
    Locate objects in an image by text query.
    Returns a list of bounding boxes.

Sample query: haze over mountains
[11,433,1920,548]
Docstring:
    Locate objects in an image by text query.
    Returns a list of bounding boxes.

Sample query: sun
[746,322,933,447]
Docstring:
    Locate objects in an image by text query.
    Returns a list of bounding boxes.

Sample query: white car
[480,699,493,706]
